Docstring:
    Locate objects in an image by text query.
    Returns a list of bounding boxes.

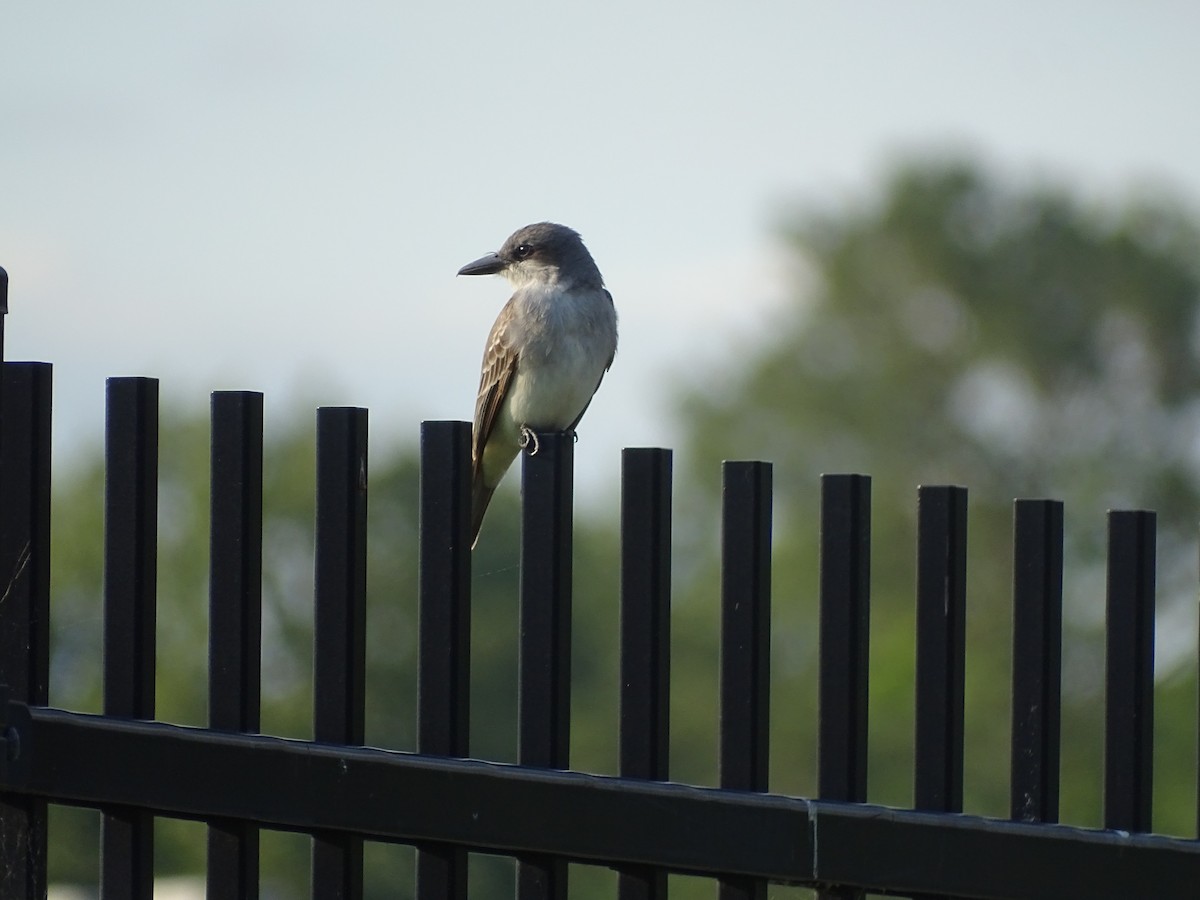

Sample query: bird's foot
[518,425,540,456]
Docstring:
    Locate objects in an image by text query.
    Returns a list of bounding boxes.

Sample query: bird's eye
[513,243,533,260]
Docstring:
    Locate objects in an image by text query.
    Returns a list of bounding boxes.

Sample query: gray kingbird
[458,222,618,547]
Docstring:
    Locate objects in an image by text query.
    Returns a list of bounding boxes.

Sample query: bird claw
[518,425,540,456]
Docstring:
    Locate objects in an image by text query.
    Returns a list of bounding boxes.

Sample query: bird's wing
[473,296,521,478]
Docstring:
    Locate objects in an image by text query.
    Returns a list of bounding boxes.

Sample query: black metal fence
[2,282,1200,898]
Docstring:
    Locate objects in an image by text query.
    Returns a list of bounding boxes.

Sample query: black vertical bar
[817,474,870,900]
[312,407,369,899]
[719,460,772,900]
[517,431,574,900]
[101,377,159,898]
[818,473,871,801]
[416,420,472,900]
[1010,499,1063,824]
[0,266,7,362]
[0,367,50,702]
[0,361,51,900]
[617,448,672,900]
[914,485,968,814]
[207,391,264,899]
[0,268,6,458]
[1104,509,1156,833]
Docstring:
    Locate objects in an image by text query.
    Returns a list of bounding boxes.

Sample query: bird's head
[457,222,603,290]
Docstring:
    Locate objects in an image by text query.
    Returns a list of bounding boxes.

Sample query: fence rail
[1,316,1199,897]
[3,700,1199,900]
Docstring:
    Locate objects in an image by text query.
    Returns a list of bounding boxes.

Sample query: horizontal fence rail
[1,334,1199,898]
[1,701,1199,900]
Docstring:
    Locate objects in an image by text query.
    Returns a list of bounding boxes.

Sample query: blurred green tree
[673,158,1200,833]
[41,158,1200,898]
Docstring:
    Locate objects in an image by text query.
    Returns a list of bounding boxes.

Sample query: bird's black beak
[457,252,505,276]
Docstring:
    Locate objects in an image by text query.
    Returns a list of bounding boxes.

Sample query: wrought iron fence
[0,274,1198,898]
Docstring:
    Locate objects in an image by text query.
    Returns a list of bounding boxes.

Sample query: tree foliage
[676,158,1200,830]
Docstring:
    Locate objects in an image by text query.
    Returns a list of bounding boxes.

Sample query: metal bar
[1103,510,1156,833]
[416,420,472,900]
[101,377,160,898]
[818,473,871,801]
[417,420,473,757]
[518,429,574,768]
[0,366,52,704]
[311,407,369,899]
[810,801,1199,900]
[0,361,51,899]
[619,448,673,781]
[6,704,1200,900]
[1010,500,1063,824]
[0,265,7,362]
[0,264,6,367]
[207,391,264,898]
[517,430,574,900]
[914,485,968,814]
[5,703,803,875]
[617,448,673,900]
[102,378,160,719]
[719,460,773,900]
[817,474,871,900]
[719,460,773,792]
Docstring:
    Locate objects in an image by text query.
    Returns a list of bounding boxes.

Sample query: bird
[458,222,618,547]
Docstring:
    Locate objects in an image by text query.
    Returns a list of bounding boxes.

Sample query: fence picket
[311,407,369,899]
[0,361,52,899]
[1010,500,1064,824]
[517,431,575,900]
[617,448,673,900]
[817,474,871,900]
[416,420,472,900]
[718,460,772,900]
[206,391,265,898]
[1103,510,1156,833]
[914,485,969,814]
[100,377,159,898]
[913,485,969,900]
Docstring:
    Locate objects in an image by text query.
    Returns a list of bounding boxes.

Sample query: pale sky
[4,2,1199,501]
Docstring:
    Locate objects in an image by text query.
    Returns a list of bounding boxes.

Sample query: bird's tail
[471,481,496,549]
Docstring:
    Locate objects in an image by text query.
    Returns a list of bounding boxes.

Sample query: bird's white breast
[503,283,616,430]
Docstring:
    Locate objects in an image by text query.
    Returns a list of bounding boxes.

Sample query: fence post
[312,407,369,899]
[1010,499,1063,824]
[416,420,472,900]
[0,358,52,900]
[0,265,7,361]
[914,485,968,815]
[517,430,574,900]
[101,377,160,898]
[1104,510,1156,833]
[911,485,968,900]
[817,474,871,900]
[617,448,673,900]
[207,391,265,898]
[719,460,772,900]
